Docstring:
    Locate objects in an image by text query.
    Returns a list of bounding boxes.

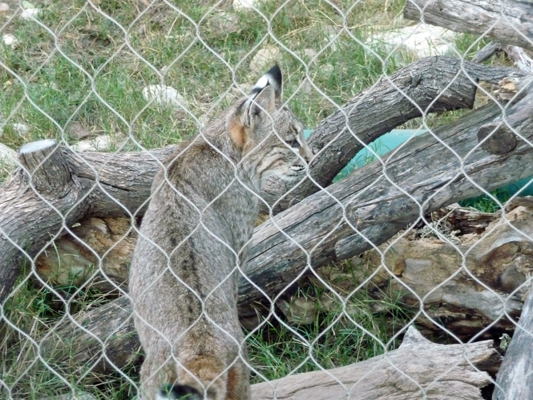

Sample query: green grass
[1,259,411,396]
[459,187,511,213]
[1,0,408,150]
[247,279,411,384]
[1,274,135,399]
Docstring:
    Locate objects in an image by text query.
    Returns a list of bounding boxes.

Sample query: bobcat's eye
[285,138,300,148]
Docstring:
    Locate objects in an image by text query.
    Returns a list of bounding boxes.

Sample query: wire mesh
[1,0,533,399]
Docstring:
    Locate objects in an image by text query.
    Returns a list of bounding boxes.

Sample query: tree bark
[0,144,176,304]
[404,0,533,52]
[251,326,499,400]
[0,57,523,305]
[357,203,533,339]
[493,261,533,399]
[240,78,533,319]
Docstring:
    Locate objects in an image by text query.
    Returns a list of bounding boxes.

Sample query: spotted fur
[129,65,311,400]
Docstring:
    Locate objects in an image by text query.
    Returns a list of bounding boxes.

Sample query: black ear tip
[266,64,282,85]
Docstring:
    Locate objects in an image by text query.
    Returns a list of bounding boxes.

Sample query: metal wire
[1,0,532,399]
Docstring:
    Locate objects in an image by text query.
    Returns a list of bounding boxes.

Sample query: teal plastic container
[304,129,533,197]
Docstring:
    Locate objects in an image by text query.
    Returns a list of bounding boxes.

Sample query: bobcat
[129,65,312,400]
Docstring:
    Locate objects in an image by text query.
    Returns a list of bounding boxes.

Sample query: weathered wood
[359,204,533,339]
[477,123,517,155]
[472,42,502,64]
[503,45,533,74]
[471,42,533,74]
[404,0,533,52]
[40,294,140,375]
[493,284,533,400]
[261,57,524,211]
[0,145,176,304]
[250,326,499,400]
[430,204,499,234]
[40,76,533,373]
[1,57,522,305]
[36,217,136,292]
[240,81,533,319]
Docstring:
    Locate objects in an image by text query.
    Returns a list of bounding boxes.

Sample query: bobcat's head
[227,65,312,191]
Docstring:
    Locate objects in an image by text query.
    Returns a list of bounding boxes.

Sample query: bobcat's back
[129,65,311,400]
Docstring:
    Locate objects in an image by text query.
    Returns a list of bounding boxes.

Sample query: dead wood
[404,0,533,52]
[359,203,533,339]
[493,284,533,400]
[0,57,523,305]
[250,326,499,400]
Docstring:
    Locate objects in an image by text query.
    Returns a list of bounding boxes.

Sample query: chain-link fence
[1,0,533,399]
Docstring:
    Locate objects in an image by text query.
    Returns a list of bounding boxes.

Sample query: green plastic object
[303,129,533,197]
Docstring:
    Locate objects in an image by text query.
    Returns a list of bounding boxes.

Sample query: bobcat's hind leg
[139,355,176,400]
[226,363,250,400]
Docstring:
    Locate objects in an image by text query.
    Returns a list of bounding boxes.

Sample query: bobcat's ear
[228,65,283,149]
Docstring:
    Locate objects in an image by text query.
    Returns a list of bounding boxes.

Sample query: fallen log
[35,217,136,292]
[356,203,533,339]
[38,71,533,373]
[404,0,533,52]
[0,57,523,305]
[250,326,499,400]
[493,284,533,400]
[491,196,533,400]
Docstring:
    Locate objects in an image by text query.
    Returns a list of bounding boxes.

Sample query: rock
[71,134,125,152]
[249,46,280,75]
[300,77,313,94]
[142,85,186,109]
[301,48,318,60]
[366,24,456,60]
[233,0,262,11]
[322,25,339,51]
[2,33,18,48]
[20,7,40,20]
[0,142,18,175]
[208,11,240,35]
[320,63,334,76]
[66,121,91,140]
[12,122,29,136]
[42,391,97,400]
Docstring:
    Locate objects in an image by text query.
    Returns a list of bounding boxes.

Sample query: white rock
[20,8,40,20]
[321,63,334,75]
[43,392,97,400]
[12,123,29,135]
[301,48,318,60]
[209,11,240,35]
[0,143,19,173]
[366,24,456,60]
[2,34,18,48]
[233,0,262,11]
[142,85,186,109]
[72,135,122,152]
[322,25,339,51]
[300,77,313,94]
[249,46,280,75]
